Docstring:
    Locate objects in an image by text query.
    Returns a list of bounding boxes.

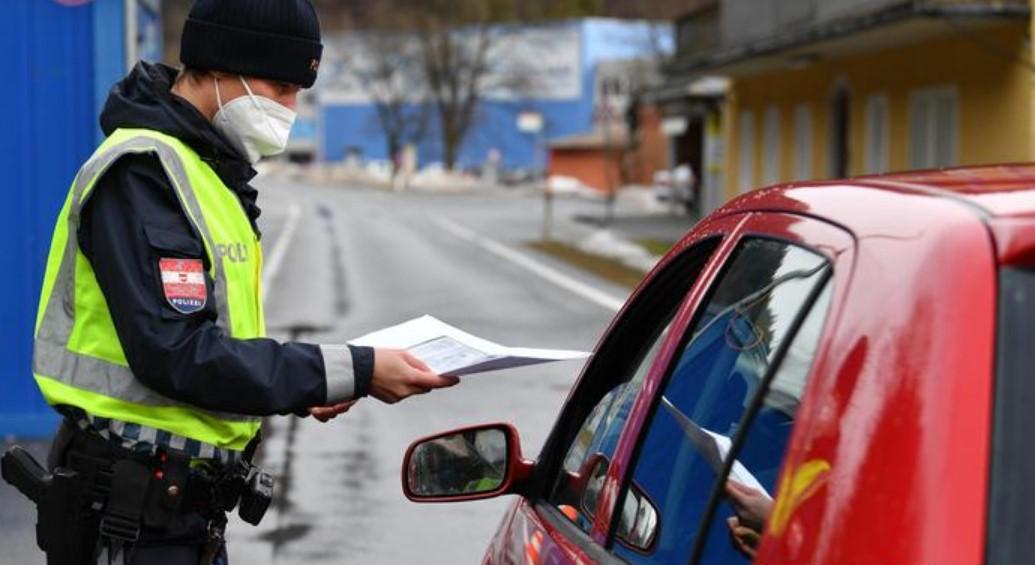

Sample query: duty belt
[3,419,273,565]
[62,422,220,542]
[64,420,269,515]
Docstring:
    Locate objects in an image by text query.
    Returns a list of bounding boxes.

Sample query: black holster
[3,422,272,564]
[1,446,96,565]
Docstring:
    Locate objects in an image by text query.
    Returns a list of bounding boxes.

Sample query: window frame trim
[986,267,1035,564]
[600,214,854,560]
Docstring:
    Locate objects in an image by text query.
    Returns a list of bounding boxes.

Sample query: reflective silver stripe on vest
[34,135,257,429]
[33,339,251,423]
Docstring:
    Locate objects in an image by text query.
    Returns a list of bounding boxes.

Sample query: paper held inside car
[349,315,590,376]
[660,397,772,500]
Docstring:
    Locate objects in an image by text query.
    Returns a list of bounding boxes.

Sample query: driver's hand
[726,516,761,558]
[725,480,772,531]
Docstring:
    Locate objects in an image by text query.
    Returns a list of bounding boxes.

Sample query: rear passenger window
[612,238,831,564]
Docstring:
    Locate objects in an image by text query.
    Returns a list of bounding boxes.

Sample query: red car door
[486,210,855,564]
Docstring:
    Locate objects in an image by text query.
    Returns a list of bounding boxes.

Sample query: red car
[401,166,1035,564]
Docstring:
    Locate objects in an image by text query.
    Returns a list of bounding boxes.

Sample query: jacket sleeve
[77,153,374,417]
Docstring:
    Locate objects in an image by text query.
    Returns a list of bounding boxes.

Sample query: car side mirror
[615,481,659,551]
[579,454,609,518]
[402,423,534,503]
[552,452,608,516]
[561,453,658,551]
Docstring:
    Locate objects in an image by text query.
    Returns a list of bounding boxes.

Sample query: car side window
[542,238,721,539]
[611,238,830,564]
[552,321,671,533]
[696,283,831,564]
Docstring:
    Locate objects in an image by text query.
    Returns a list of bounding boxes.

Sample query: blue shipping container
[0,0,135,438]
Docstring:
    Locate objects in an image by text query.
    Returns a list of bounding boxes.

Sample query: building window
[909,86,958,169]
[601,77,625,98]
[738,110,756,193]
[762,105,781,186]
[793,104,813,181]
[829,85,851,178]
[865,94,890,174]
[675,4,720,56]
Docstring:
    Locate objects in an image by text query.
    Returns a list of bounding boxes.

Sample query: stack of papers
[660,397,772,499]
[349,315,590,377]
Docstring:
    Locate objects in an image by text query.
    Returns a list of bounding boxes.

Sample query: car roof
[713,164,1035,265]
[857,164,1035,219]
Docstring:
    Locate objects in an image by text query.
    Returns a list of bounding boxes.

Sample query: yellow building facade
[724,20,1031,198]
[721,17,1033,198]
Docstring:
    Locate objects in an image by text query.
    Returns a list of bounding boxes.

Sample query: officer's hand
[370,348,460,404]
[309,399,359,422]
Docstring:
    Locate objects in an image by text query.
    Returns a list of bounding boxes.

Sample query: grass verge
[528,240,645,289]
[636,238,676,256]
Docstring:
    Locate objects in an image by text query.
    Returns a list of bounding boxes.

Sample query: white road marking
[262,202,302,307]
[434,218,625,312]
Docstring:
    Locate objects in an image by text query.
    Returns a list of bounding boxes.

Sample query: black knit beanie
[180,0,323,88]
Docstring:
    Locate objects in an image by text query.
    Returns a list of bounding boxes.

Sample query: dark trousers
[48,422,229,565]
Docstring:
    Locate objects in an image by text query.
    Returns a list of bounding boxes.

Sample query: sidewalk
[536,187,701,276]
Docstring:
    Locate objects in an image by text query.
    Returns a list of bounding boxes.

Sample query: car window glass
[611,238,830,564]
[542,238,721,539]
[698,283,831,564]
[551,323,670,534]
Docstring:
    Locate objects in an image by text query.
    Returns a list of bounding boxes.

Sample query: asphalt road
[229,178,631,564]
[0,177,638,564]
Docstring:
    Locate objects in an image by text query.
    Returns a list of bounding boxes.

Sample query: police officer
[26,0,458,563]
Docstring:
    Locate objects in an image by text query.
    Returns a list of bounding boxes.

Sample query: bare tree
[343,0,547,174]
[413,3,497,171]
[318,0,677,174]
[346,26,430,178]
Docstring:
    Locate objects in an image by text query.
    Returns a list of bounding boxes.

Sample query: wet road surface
[0,177,641,564]
[227,178,628,564]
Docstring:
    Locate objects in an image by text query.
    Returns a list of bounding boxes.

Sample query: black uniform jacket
[78,62,372,417]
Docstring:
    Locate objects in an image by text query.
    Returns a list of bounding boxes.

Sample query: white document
[660,397,772,500]
[349,315,590,376]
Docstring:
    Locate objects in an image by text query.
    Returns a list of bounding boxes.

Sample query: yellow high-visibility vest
[33,128,265,456]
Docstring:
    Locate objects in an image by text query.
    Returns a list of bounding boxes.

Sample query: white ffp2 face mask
[213,76,297,164]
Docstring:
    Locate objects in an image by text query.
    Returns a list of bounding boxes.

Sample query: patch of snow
[575,229,659,273]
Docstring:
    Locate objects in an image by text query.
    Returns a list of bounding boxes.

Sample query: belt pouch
[143,449,190,526]
[100,460,151,544]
